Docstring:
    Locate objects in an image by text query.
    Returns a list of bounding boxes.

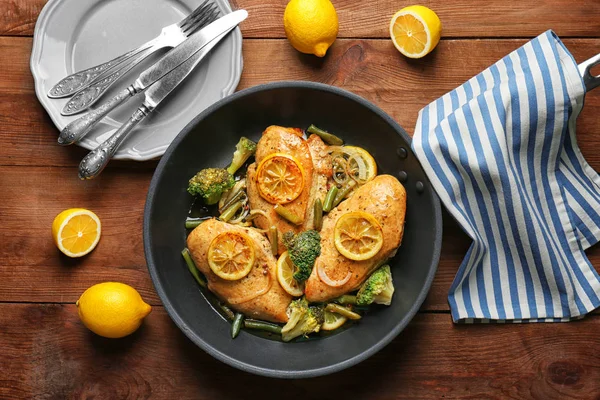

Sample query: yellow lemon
[322,309,347,331]
[334,211,384,261]
[390,5,442,59]
[283,0,339,57]
[51,208,101,258]
[77,282,152,338]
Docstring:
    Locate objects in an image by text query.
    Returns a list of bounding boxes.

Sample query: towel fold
[412,30,600,323]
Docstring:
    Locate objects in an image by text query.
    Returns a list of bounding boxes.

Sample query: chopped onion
[317,264,351,287]
[346,154,368,184]
[245,210,270,233]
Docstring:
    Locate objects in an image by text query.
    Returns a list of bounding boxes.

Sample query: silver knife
[78,11,248,180]
[59,9,248,146]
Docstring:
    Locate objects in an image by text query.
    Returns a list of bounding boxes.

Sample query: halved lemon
[390,5,441,59]
[256,153,305,204]
[276,251,304,297]
[334,211,384,261]
[52,208,101,258]
[208,231,255,281]
[322,309,348,331]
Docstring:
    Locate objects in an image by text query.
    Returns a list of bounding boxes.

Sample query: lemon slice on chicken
[208,232,256,281]
[334,211,384,261]
[256,153,305,204]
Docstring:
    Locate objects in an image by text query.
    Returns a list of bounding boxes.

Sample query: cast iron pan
[143,81,442,378]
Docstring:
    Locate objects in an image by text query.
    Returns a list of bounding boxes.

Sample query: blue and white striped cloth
[412,30,600,323]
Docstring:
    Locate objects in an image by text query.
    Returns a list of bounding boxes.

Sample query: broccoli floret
[281,298,324,342]
[187,168,234,205]
[283,230,321,282]
[227,137,257,175]
[356,265,395,306]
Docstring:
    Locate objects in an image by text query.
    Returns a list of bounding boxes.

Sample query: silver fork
[48,0,218,115]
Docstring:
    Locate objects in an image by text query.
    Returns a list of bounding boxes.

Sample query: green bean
[313,198,323,231]
[274,204,303,225]
[269,226,278,256]
[220,200,243,222]
[335,294,357,305]
[219,303,236,321]
[244,319,283,334]
[326,303,362,320]
[323,186,339,212]
[185,219,202,229]
[231,313,244,339]
[307,124,344,146]
[221,189,245,213]
[333,181,357,208]
[181,248,207,289]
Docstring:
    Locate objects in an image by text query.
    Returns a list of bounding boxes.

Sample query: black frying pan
[143,81,442,378]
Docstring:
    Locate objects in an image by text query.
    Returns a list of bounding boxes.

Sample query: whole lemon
[283,0,339,57]
[77,282,152,338]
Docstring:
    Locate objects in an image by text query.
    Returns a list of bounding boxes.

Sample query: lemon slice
[334,211,384,261]
[52,208,101,258]
[344,146,377,184]
[208,231,255,281]
[322,309,348,331]
[276,251,304,297]
[256,153,305,204]
[390,5,441,59]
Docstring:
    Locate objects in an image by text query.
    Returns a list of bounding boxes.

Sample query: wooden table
[2,0,600,398]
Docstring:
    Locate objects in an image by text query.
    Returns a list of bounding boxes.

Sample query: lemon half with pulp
[52,208,101,258]
[390,5,441,59]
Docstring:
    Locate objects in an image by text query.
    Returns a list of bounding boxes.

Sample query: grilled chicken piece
[187,218,292,323]
[304,175,406,302]
[247,126,331,253]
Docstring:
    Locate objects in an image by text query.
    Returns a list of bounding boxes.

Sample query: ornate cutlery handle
[61,48,155,116]
[79,104,152,180]
[58,85,140,145]
[48,41,154,99]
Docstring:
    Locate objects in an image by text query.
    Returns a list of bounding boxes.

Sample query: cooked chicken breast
[304,175,406,302]
[247,126,326,253]
[187,218,292,323]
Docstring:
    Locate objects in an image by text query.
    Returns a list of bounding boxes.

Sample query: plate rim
[143,81,443,378]
[30,0,243,161]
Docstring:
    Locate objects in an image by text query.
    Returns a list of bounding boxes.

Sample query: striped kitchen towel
[412,30,600,323]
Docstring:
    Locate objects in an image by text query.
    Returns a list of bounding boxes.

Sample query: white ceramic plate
[30,0,243,160]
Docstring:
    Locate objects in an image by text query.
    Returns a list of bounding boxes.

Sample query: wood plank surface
[4,0,600,38]
[1,36,600,309]
[3,0,600,396]
[4,37,600,167]
[1,305,599,399]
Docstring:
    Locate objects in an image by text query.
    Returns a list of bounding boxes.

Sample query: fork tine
[181,5,220,35]
[177,0,211,28]
[180,3,217,32]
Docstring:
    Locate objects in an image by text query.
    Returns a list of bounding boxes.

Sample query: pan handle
[578,53,600,92]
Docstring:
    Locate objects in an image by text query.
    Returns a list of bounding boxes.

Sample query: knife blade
[136,9,248,91]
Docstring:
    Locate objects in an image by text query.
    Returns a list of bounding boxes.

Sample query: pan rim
[143,81,443,378]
